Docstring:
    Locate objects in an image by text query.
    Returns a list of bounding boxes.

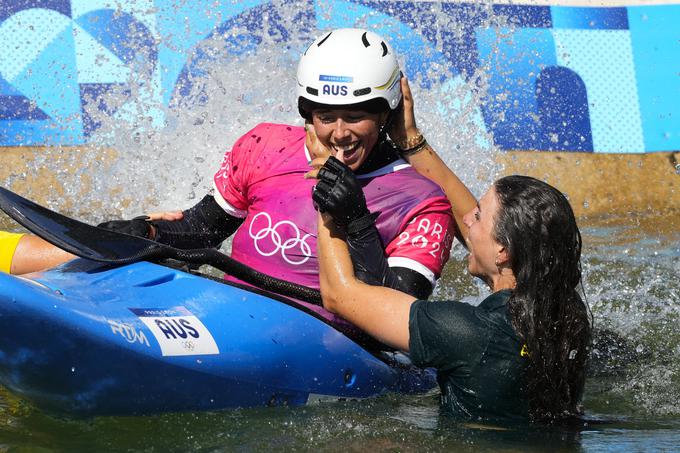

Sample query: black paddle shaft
[0,187,323,305]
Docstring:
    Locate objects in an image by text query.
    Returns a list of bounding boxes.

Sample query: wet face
[462,187,504,281]
[310,108,387,171]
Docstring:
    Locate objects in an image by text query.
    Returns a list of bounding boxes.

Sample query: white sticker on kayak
[130,307,219,356]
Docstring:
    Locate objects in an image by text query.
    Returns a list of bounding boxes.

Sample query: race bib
[130,307,219,356]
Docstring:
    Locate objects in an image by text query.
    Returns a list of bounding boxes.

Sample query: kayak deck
[0,259,434,415]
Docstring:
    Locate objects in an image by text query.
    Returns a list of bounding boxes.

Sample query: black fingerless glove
[97,216,154,239]
[313,158,432,298]
[312,157,369,227]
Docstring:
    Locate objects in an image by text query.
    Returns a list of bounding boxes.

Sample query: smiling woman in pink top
[98,29,466,326]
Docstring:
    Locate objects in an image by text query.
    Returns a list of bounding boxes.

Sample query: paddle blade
[0,187,323,305]
[0,187,166,264]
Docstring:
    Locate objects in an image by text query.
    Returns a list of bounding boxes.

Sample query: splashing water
[582,216,680,417]
[1,2,679,446]
[11,1,501,221]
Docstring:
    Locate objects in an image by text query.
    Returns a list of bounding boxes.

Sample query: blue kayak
[0,259,435,416]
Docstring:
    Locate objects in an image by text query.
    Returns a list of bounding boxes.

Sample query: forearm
[152,195,243,248]
[389,77,476,245]
[317,213,359,301]
[317,213,414,351]
[405,145,476,246]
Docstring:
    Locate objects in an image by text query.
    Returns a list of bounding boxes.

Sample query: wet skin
[462,187,503,285]
[310,108,388,171]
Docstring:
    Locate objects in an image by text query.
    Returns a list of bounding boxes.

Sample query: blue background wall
[0,0,678,153]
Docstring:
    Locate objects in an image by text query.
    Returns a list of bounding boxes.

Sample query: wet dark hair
[493,175,592,422]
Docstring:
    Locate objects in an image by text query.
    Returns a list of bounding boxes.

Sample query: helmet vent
[306,87,319,96]
[353,87,371,97]
[317,32,332,47]
[381,42,388,56]
[361,32,370,48]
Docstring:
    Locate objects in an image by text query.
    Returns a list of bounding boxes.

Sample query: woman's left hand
[389,76,421,149]
[305,125,370,226]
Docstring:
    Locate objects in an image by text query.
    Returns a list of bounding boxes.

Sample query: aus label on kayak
[130,307,219,356]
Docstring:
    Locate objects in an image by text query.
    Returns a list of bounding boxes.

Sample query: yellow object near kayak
[0,231,24,274]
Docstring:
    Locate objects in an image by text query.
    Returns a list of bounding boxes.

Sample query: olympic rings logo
[248,212,312,265]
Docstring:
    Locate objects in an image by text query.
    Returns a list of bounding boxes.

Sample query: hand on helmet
[311,157,369,227]
[389,77,425,158]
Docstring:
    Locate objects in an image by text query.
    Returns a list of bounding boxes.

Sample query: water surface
[0,214,678,452]
[1,3,678,447]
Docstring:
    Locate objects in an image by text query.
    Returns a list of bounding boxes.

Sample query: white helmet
[297,28,402,116]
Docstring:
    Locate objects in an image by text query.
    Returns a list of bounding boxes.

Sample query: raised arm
[317,212,416,351]
[389,77,477,247]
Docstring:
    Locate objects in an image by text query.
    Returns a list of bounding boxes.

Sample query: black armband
[153,194,244,249]
[389,267,433,300]
[346,213,433,299]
